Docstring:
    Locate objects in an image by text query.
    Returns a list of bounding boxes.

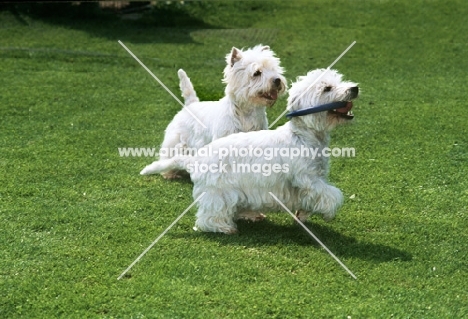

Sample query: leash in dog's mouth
[286,101,354,119]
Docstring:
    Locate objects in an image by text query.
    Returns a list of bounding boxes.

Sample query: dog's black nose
[274,78,282,87]
[350,87,359,95]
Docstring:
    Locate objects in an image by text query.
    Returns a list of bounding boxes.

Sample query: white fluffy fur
[147,45,287,179]
[177,69,199,106]
[141,69,359,234]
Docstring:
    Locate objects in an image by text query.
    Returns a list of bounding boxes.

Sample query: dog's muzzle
[328,101,354,119]
[286,86,359,119]
[329,86,359,119]
[262,90,278,101]
[260,78,285,103]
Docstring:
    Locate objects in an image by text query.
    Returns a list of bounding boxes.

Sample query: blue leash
[286,101,348,118]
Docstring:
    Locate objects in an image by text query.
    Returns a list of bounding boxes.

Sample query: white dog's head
[223,45,287,108]
[287,69,359,131]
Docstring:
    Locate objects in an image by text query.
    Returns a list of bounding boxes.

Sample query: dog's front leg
[299,180,344,221]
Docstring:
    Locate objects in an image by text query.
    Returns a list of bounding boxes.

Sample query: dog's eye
[253,70,262,77]
[324,86,332,92]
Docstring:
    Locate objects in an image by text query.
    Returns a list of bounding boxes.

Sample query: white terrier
[144,45,287,179]
[141,69,358,234]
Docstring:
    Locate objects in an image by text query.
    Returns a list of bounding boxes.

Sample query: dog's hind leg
[194,189,238,234]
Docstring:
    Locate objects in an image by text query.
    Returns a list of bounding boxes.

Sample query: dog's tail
[178,69,199,106]
[140,156,190,175]
[140,158,187,175]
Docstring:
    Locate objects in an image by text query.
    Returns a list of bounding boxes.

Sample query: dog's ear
[229,47,242,67]
[261,45,270,51]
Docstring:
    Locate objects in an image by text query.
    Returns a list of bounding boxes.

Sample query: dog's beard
[249,94,278,107]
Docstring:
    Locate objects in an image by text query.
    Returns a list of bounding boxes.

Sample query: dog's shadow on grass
[194,218,412,263]
[5,2,218,44]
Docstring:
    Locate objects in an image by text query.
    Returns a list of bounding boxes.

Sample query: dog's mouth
[328,101,354,119]
[261,90,278,101]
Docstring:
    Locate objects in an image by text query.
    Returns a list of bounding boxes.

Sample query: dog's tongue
[335,101,353,114]
[269,90,278,100]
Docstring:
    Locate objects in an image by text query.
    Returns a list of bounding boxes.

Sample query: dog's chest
[234,110,267,132]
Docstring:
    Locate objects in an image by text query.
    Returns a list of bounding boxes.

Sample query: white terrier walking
[141,69,359,234]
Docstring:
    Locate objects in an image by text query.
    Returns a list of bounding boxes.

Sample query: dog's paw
[161,169,190,180]
[294,210,309,222]
[313,185,343,219]
[253,213,266,222]
[161,171,183,179]
[235,211,266,222]
[195,218,238,234]
[223,228,239,235]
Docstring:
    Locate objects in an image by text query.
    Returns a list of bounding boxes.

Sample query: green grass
[1,1,468,317]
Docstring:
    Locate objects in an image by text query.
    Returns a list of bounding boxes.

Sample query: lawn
[1,1,467,318]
